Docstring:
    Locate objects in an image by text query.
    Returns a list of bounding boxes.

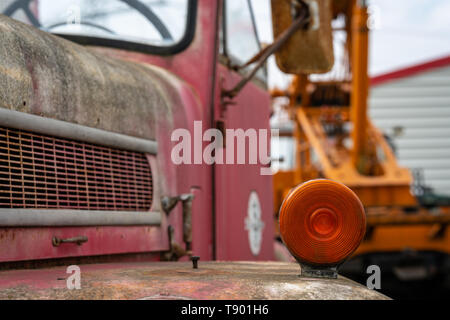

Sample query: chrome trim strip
[0,209,161,226]
[0,108,157,154]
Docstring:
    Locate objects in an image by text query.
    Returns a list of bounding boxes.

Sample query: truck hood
[0,14,180,141]
[0,261,389,300]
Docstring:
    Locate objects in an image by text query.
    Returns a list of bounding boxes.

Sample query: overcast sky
[251,0,450,89]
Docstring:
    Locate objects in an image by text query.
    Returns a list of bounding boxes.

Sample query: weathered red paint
[214,65,274,260]
[0,226,168,263]
[0,261,389,300]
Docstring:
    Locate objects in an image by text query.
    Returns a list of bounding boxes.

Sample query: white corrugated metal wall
[369,64,450,196]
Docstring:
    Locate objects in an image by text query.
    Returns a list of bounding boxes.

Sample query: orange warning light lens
[279,179,366,266]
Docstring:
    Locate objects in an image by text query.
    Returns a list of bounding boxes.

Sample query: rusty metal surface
[0,14,175,141]
[0,261,389,300]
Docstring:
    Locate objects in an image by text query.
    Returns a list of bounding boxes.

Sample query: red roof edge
[370,55,450,87]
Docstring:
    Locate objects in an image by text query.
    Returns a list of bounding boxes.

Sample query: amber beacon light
[279,179,366,278]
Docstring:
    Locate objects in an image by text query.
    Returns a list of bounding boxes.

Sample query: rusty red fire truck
[0,0,386,299]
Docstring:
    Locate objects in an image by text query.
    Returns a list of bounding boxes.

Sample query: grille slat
[0,126,153,211]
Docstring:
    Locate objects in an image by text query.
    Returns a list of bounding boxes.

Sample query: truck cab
[0,0,387,300]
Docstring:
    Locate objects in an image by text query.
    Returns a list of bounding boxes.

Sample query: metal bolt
[190,256,200,269]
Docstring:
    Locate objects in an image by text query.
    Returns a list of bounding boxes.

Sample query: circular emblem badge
[245,191,265,256]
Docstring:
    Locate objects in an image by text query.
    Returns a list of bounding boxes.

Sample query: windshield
[1,0,191,48]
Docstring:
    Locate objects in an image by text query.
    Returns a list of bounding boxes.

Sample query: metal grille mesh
[0,126,153,211]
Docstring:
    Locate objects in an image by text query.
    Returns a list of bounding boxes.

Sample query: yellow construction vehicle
[271,0,450,293]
